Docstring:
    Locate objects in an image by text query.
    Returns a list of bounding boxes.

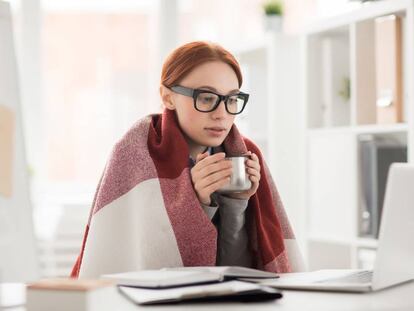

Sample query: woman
[71,41,303,278]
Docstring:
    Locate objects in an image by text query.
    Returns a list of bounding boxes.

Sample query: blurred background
[2,0,408,280]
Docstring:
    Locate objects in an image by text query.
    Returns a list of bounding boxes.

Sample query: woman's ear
[159,85,176,110]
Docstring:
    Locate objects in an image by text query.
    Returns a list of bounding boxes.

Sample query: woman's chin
[203,137,226,148]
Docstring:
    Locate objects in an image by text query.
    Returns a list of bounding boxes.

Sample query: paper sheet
[0,104,14,198]
[119,280,264,305]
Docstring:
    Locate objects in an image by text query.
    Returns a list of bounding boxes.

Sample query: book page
[118,280,264,305]
[102,270,220,288]
[164,266,278,278]
[0,104,14,198]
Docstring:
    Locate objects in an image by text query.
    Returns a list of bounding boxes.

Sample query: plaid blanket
[71,109,303,278]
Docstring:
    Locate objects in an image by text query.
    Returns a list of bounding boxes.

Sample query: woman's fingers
[198,160,232,180]
[194,152,226,170]
[194,172,231,205]
[191,153,233,205]
[245,152,261,181]
[196,167,232,189]
[196,151,209,163]
[192,153,232,181]
[247,168,261,179]
[249,175,260,186]
[246,153,260,169]
[200,176,231,197]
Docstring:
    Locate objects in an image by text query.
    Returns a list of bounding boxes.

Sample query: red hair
[161,41,243,88]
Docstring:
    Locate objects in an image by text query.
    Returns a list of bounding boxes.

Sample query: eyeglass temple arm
[171,85,194,97]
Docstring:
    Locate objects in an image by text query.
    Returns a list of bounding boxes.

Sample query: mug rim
[224,154,250,159]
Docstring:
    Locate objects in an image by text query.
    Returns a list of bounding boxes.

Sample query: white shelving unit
[233,39,269,159]
[302,0,414,270]
[233,33,306,253]
[232,0,414,272]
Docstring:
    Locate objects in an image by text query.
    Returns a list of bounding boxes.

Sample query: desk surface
[8,280,414,311]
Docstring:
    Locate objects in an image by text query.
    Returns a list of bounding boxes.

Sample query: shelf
[308,235,378,249]
[355,238,378,249]
[353,123,408,134]
[305,0,411,35]
[307,123,408,136]
[308,235,354,246]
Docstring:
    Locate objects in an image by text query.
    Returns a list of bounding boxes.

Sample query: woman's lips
[205,127,226,137]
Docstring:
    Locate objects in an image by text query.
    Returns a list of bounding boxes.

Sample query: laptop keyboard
[316,271,373,284]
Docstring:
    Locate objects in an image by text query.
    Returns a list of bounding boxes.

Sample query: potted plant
[263,0,283,32]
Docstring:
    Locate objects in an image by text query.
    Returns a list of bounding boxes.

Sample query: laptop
[259,163,414,292]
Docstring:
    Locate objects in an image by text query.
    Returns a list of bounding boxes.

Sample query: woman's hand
[191,152,233,206]
[225,151,261,201]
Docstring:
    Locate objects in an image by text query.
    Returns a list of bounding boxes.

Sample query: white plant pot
[264,15,283,32]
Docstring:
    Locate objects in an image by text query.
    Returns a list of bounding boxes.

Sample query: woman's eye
[200,95,215,103]
[228,97,238,105]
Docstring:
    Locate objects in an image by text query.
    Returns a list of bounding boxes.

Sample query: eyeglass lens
[196,92,245,114]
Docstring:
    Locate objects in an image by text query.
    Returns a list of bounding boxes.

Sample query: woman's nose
[211,100,227,119]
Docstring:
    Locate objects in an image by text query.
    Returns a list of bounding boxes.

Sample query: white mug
[217,155,252,193]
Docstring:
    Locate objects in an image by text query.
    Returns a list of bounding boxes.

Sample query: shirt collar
[189,146,212,166]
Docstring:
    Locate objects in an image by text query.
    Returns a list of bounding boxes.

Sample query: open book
[117,280,282,305]
[101,266,278,289]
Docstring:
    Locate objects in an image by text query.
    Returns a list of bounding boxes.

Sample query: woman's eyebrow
[198,85,240,94]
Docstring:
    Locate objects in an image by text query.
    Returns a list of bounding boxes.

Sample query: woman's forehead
[181,61,239,92]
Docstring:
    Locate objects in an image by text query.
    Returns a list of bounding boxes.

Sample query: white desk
[6,280,414,311]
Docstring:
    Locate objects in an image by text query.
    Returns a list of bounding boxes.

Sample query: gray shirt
[201,193,252,267]
[190,147,252,267]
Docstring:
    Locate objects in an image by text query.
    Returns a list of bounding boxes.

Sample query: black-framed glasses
[170,85,249,115]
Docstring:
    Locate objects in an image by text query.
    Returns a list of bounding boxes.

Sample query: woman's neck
[187,141,209,160]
